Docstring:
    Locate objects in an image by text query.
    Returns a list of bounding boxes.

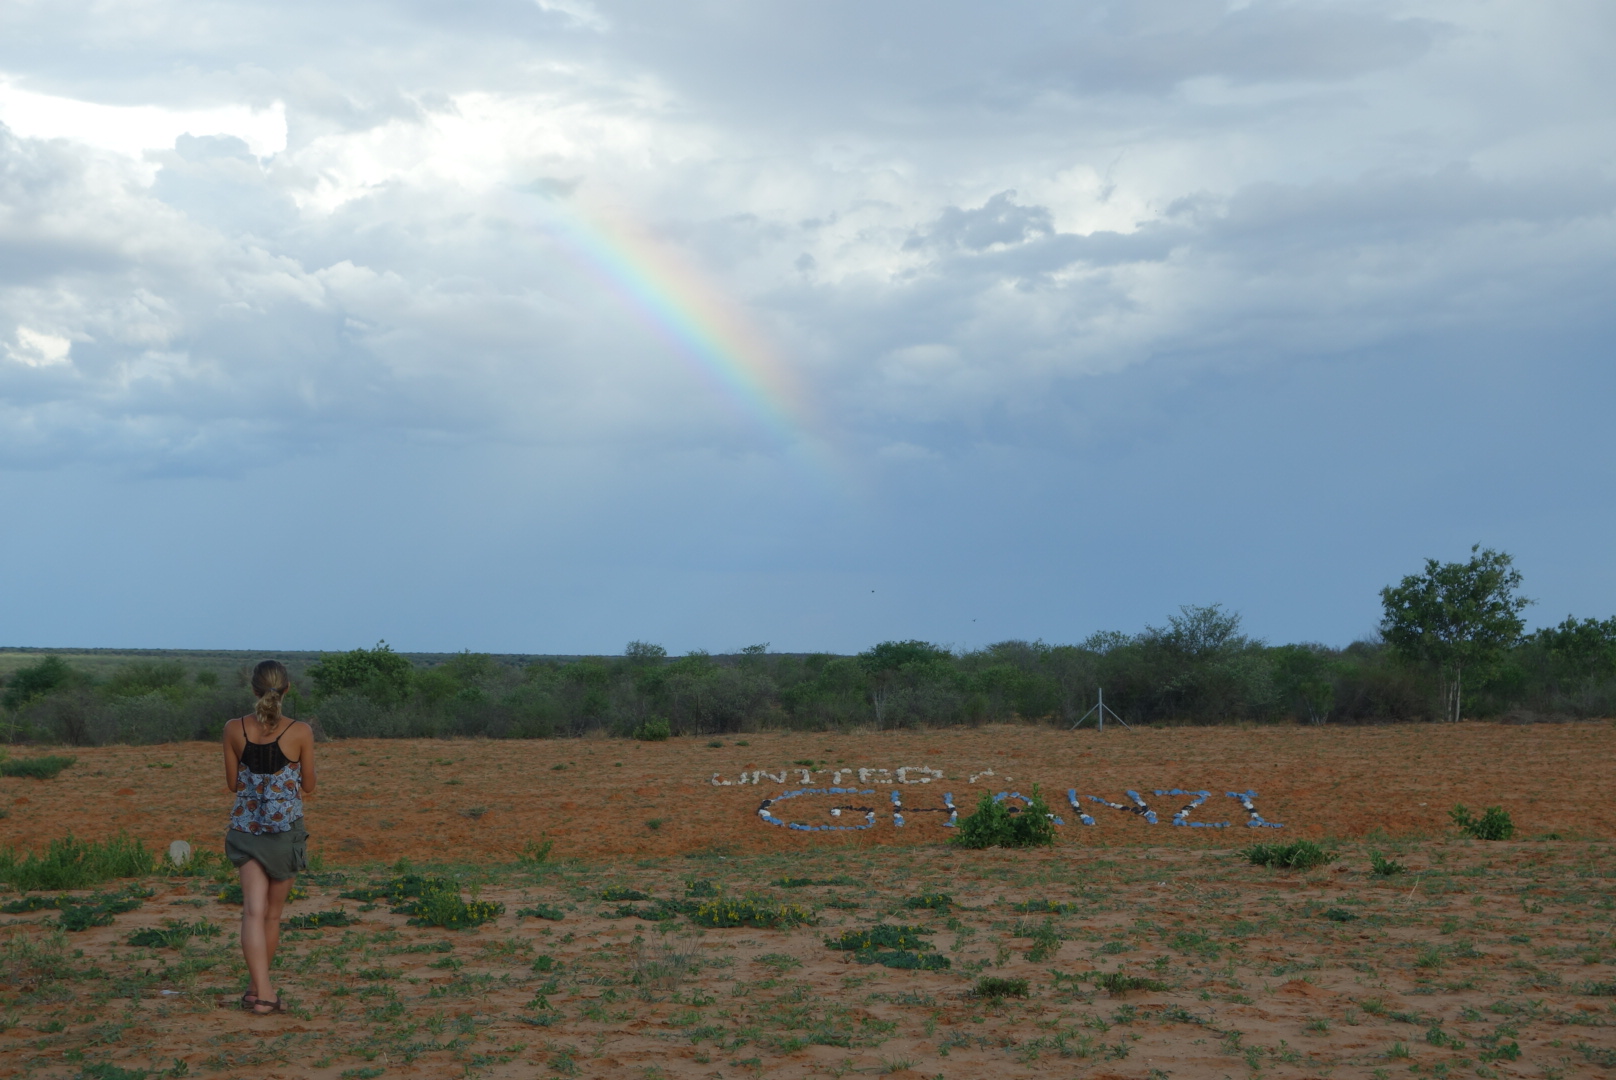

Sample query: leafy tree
[857,640,954,728]
[1380,546,1531,723]
[2,656,80,711]
[624,641,667,665]
[1271,644,1336,725]
[307,641,414,705]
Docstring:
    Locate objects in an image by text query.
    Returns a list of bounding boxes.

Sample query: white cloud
[0,78,286,159]
[7,326,72,366]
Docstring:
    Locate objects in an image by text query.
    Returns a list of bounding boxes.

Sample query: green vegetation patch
[57,887,152,931]
[952,787,1058,849]
[902,892,953,911]
[282,909,356,930]
[1242,840,1338,870]
[1091,971,1171,996]
[1370,852,1407,876]
[126,918,220,948]
[0,833,154,891]
[1450,804,1515,841]
[516,904,565,921]
[689,897,815,929]
[0,754,77,779]
[975,976,1029,1000]
[826,924,934,952]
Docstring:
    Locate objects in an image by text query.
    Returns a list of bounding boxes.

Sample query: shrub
[0,833,154,891]
[516,904,566,921]
[1324,908,1358,922]
[689,897,815,929]
[601,886,650,901]
[1450,804,1514,841]
[56,887,151,931]
[952,787,1058,849]
[517,839,554,866]
[826,925,934,952]
[633,717,672,741]
[340,874,451,903]
[1242,840,1338,870]
[1092,971,1170,996]
[282,909,356,930]
[126,918,220,948]
[975,976,1029,1000]
[855,949,950,970]
[395,889,504,930]
[1014,898,1078,914]
[1370,852,1406,876]
[0,755,77,779]
[902,892,953,911]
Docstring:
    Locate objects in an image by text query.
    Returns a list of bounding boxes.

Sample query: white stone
[167,840,192,867]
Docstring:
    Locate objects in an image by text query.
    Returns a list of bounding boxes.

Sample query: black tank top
[240,725,293,775]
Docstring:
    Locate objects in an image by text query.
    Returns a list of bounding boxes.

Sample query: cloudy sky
[1,0,1612,655]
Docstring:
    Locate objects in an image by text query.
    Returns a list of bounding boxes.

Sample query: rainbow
[512,187,825,465]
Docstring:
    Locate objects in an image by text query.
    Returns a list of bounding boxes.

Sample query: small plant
[601,886,650,901]
[1450,804,1514,841]
[0,754,76,779]
[0,833,154,891]
[1014,898,1078,914]
[517,904,565,921]
[689,897,815,929]
[826,925,934,952]
[127,918,221,948]
[1242,840,1338,870]
[952,787,1058,849]
[1370,851,1407,875]
[706,739,723,748]
[518,839,554,865]
[282,909,356,930]
[903,892,953,911]
[1324,908,1358,922]
[56,886,152,931]
[645,819,663,831]
[394,889,505,930]
[1024,918,1064,962]
[974,976,1029,1000]
[633,717,672,741]
[1092,971,1170,996]
[685,878,719,897]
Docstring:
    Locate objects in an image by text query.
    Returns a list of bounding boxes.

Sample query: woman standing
[221,660,317,1015]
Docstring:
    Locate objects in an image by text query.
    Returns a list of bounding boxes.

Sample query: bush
[633,717,671,741]
[854,949,949,970]
[902,892,953,911]
[395,889,504,930]
[0,833,154,891]
[126,918,220,948]
[689,897,815,929]
[826,925,934,952]
[975,976,1029,1000]
[282,909,356,930]
[1370,852,1407,876]
[1092,971,1170,996]
[0,755,76,779]
[1241,840,1337,870]
[516,904,566,921]
[55,887,151,931]
[1450,804,1514,841]
[952,787,1058,849]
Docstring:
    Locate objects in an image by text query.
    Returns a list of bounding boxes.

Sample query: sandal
[250,996,283,1015]
[239,992,259,1012]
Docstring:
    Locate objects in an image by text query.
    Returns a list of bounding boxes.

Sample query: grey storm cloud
[1,0,1614,650]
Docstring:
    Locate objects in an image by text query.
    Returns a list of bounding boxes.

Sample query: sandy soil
[1,723,1613,1080]
[2,721,1613,863]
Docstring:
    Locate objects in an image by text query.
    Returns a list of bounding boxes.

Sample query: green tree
[857,640,954,728]
[2,656,80,711]
[1379,545,1531,723]
[1271,644,1336,725]
[307,641,415,705]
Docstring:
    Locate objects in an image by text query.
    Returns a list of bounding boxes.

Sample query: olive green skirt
[224,820,308,881]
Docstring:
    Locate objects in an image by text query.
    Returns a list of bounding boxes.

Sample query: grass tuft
[1241,840,1337,870]
[1450,804,1514,841]
[0,833,154,891]
[0,755,76,779]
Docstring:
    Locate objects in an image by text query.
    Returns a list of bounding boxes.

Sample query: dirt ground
[1,723,1613,1079]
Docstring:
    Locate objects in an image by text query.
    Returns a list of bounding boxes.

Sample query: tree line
[3,546,1612,744]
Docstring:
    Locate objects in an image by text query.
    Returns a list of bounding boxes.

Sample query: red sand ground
[1,723,1612,1080]
[2,722,1611,862]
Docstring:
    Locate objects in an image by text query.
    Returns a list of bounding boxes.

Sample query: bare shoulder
[222,716,245,743]
[287,719,316,749]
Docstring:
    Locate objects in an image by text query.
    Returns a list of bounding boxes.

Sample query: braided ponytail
[250,660,291,731]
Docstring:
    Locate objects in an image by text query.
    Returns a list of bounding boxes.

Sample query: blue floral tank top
[230,721,304,835]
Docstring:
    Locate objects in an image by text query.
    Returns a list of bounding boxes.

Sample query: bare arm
[222,718,244,795]
[293,721,317,796]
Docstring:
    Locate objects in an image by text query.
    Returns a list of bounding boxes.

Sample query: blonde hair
[251,660,291,729]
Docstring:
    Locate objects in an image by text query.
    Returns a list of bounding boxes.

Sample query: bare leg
[238,860,290,1009]
[264,874,293,969]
